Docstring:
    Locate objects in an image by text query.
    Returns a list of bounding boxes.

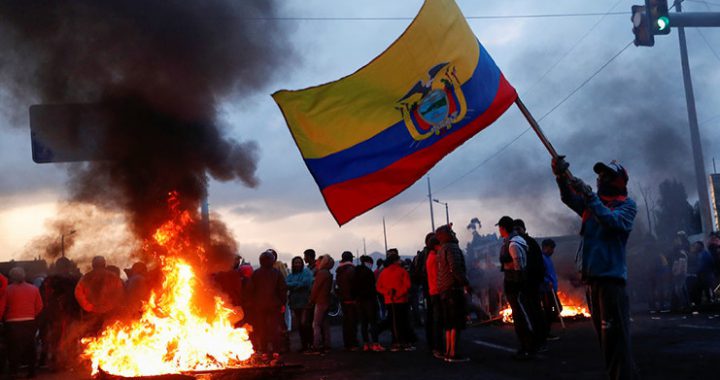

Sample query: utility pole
[382,217,388,254]
[433,198,450,226]
[363,238,367,256]
[676,1,713,235]
[427,176,435,232]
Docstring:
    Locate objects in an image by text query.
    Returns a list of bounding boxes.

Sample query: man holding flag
[552,157,638,380]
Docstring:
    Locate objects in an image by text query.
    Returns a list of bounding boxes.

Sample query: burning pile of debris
[81,192,254,377]
[0,0,296,377]
[498,291,591,325]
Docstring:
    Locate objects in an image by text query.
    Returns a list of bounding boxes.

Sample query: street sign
[29,103,112,163]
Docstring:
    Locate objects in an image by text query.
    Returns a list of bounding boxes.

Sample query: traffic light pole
[669,12,720,27]
[676,1,713,235]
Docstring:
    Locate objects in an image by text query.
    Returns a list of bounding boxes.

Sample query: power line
[247,12,628,21]
[520,0,625,98]
[696,29,720,62]
[438,39,633,193]
[692,0,720,63]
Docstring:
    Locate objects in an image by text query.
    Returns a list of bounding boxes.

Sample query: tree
[654,179,701,241]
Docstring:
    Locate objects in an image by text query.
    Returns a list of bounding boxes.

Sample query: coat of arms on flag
[273,0,517,225]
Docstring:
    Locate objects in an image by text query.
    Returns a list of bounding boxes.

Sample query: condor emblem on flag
[272,0,517,225]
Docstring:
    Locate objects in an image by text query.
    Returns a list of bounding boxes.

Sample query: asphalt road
[29,308,720,380]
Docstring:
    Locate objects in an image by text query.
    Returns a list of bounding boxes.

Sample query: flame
[82,191,253,376]
[498,291,591,324]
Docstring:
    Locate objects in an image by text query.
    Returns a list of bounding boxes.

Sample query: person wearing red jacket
[3,267,43,378]
[425,234,445,359]
[376,250,414,351]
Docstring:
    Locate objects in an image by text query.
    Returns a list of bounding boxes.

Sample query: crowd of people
[2,159,720,380]
[649,230,719,313]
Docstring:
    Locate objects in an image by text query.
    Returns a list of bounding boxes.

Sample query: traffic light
[646,0,671,35]
[632,5,654,46]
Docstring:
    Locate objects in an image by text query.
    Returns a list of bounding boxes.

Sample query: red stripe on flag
[322,74,517,225]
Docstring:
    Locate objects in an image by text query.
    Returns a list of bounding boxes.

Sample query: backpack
[523,234,546,286]
[410,248,429,286]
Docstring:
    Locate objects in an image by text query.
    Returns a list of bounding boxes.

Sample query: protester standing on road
[336,251,360,350]
[376,250,414,352]
[436,224,471,363]
[552,157,638,380]
[687,241,715,306]
[250,250,288,357]
[669,231,690,312]
[287,256,314,352]
[308,254,334,353]
[425,233,445,359]
[353,255,384,352]
[74,256,125,334]
[1,267,43,378]
[497,216,536,360]
[539,239,561,341]
[304,249,317,274]
[513,219,547,351]
[412,233,434,353]
[39,257,81,371]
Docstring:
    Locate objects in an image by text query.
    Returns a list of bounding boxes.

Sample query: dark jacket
[286,268,313,309]
[437,240,469,294]
[310,255,334,305]
[557,178,636,280]
[251,254,288,311]
[335,261,356,303]
[352,264,377,302]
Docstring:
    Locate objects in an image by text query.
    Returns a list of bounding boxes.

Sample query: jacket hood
[317,254,335,270]
[259,251,275,268]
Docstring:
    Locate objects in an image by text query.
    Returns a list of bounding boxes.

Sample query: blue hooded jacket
[558,179,637,281]
[286,267,314,309]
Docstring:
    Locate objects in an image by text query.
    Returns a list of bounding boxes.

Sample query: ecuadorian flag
[272,0,517,225]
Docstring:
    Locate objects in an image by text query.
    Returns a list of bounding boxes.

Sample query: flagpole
[514,97,559,159]
[427,176,436,232]
[515,97,573,178]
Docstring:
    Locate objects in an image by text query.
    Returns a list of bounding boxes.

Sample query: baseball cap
[593,160,628,183]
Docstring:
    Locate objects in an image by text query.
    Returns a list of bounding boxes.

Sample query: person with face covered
[286,256,314,352]
[552,157,638,380]
[250,250,288,357]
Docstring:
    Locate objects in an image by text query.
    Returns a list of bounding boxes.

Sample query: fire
[82,191,253,376]
[499,291,591,324]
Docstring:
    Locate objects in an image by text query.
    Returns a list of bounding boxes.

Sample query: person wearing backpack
[513,219,548,351]
[497,216,537,360]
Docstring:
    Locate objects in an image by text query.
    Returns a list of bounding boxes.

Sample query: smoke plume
[0,0,294,269]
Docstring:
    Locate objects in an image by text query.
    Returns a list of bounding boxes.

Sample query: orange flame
[499,291,591,324]
[82,191,253,376]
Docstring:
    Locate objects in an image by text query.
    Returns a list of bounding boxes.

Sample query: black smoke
[0,0,294,267]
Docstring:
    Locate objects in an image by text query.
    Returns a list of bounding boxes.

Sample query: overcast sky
[1,0,719,266]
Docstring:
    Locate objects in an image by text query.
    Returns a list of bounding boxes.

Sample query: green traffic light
[657,16,669,31]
